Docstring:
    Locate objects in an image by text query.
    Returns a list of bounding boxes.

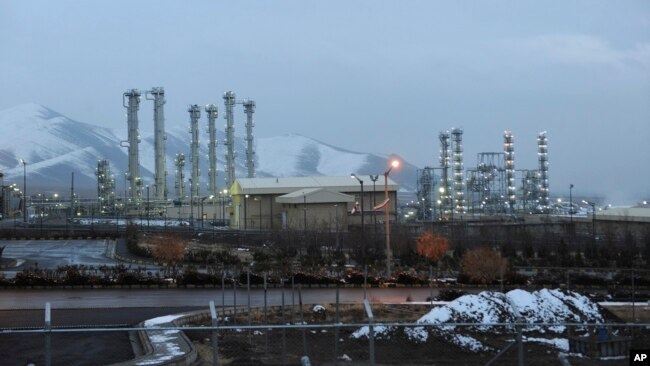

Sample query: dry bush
[148,234,188,271]
[461,246,507,284]
[416,231,448,264]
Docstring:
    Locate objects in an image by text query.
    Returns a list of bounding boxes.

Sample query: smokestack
[451,128,465,214]
[537,131,549,211]
[243,99,256,178]
[145,87,167,202]
[205,104,219,198]
[122,89,142,207]
[223,91,236,190]
[188,105,201,201]
[504,131,516,212]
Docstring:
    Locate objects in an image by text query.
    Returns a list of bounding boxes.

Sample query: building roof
[231,175,398,195]
[596,207,650,222]
[275,188,355,204]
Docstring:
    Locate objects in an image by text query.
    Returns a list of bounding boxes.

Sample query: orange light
[391,160,400,168]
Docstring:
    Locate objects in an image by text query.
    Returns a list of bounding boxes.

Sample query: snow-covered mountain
[0,104,418,195]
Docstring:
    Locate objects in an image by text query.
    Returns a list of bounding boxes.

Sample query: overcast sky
[1,1,648,203]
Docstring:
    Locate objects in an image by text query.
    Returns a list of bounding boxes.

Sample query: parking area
[0,240,117,277]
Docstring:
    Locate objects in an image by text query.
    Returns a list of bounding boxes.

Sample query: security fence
[1,301,649,366]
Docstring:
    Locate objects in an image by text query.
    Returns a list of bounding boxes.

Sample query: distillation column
[223,91,236,190]
[96,160,115,214]
[504,131,516,212]
[451,128,466,214]
[206,104,219,198]
[537,131,549,211]
[243,100,256,178]
[439,132,451,214]
[122,89,142,207]
[174,153,185,201]
[188,105,201,202]
[146,87,167,202]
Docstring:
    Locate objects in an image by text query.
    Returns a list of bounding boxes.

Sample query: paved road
[0,239,161,277]
[0,287,442,310]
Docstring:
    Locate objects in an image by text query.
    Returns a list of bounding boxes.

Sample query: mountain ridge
[0,103,418,196]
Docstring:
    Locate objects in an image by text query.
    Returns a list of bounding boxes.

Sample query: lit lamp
[384,159,399,276]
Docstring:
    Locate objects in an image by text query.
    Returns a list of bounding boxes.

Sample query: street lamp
[569,184,574,223]
[201,196,209,229]
[189,178,194,226]
[384,159,399,276]
[244,194,249,231]
[582,200,596,241]
[21,159,26,223]
[350,173,365,236]
[146,185,150,230]
[221,189,228,225]
[370,175,379,231]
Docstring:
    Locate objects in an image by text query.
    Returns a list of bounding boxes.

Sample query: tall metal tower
[96,160,116,214]
[223,91,236,190]
[416,167,437,221]
[439,131,451,215]
[188,105,201,201]
[504,131,516,211]
[537,131,549,211]
[205,104,219,198]
[122,89,142,207]
[174,153,186,200]
[451,128,465,214]
[466,152,506,214]
[145,87,167,202]
[243,99,256,178]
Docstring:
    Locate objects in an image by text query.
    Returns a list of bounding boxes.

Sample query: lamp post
[350,174,365,236]
[189,178,194,227]
[370,175,379,231]
[221,189,228,225]
[582,200,596,241]
[244,194,249,231]
[146,185,150,230]
[569,184,574,223]
[201,196,208,229]
[384,160,399,276]
[21,159,27,223]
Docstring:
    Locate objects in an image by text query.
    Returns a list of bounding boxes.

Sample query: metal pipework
[439,131,451,215]
[243,99,256,178]
[504,131,516,212]
[96,159,115,215]
[451,128,465,214]
[174,153,185,200]
[122,89,142,207]
[537,131,549,211]
[205,104,219,198]
[188,105,201,202]
[223,91,236,190]
[145,87,167,202]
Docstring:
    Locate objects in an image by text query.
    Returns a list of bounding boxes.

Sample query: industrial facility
[416,129,553,220]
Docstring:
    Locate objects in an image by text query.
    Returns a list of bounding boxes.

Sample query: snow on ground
[523,337,569,352]
[136,314,188,365]
[352,289,602,353]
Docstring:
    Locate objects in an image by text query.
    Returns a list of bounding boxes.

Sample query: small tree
[416,231,448,265]
[461,246,508,284]
[149,235,188,275]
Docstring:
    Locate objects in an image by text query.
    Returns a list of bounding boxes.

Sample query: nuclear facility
[108,87,257,218]
[417,128,552,220]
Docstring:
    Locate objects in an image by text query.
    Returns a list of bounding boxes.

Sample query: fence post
[221,271,225,310]
[429,265,433,307]
[209,301,221,366]
[233,274,237,324]
[298,284,308,357]
[364,265,368,300]
[291,275,296,324]
[363,299,375,366]
[516,323,524,366]
[264,272,268,354]
[334,285,340,365]
[281,279,287,365]
[45,302,51,366]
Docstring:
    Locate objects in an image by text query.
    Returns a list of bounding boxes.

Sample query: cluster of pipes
[97,88,256,211]
[416,129,550,220]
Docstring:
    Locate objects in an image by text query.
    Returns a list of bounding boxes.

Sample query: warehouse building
[228,176,399,231]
